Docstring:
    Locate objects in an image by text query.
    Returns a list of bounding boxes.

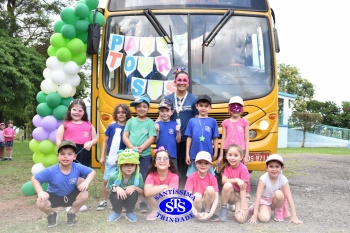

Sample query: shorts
[5,141,13,147]
[260,196,289,216]
[231,191,251,203]
[103,162,118,180]
[48,188,81,208]
[0,142,5,148]
[75,144,92,167]
[139,155,151,179]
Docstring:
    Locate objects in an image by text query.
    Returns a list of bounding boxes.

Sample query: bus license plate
[249,153,269,162]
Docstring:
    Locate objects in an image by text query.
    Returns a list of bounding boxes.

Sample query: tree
[0,0,66,47]
[278,63,315,112]
[0,29,46,127]
[291,112,322,147]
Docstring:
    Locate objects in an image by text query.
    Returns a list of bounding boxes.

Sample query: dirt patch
[1,154,349,232]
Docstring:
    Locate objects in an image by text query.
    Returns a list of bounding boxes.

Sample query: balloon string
[76,148,84,155]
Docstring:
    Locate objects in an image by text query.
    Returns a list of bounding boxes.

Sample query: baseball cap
[229,96,244,106]
[197,94,212,105]
[195,151,212,163]
[158,99,173,110]
[130,95,150,107]
[58,140,77,153]
[265,154,284,166]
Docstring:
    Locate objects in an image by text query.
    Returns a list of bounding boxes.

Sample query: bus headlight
[249,130,257,139]
[259,120,269,130]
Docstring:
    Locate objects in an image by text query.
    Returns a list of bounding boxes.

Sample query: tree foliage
[291,112,322,147]
[0,29,46,126]
[278,63,315,112]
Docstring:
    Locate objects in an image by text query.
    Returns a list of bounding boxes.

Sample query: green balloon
[39,140,55,155]
[85,0,99,10]
[71,52,87,66]
[54,20,66,33]
[36,91,47,104]
[46,92,62,108]
[76,19,89,32]
[67,38,84,55]
[42,153,59,167]
[50,33,67,48]
[37,103,53,117]
[76,0,86,5]
[61,97,73,107]
[29,139,40,153]
[76,31,88,43]
[96,12,105,27]
[56,47,72,62]
[33,152,44,164]
[22,181,36,196]
[53,105,68,120]
[61,24,77,40]
[75,3,90,19]
[61,7,78,25]
[47,45,58,57]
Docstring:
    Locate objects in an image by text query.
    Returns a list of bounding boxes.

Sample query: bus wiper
[202,9,234,47]
[144,9,173,45]
[202,9,233,63]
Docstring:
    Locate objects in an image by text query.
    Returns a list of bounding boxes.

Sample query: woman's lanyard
[174,92,188,125]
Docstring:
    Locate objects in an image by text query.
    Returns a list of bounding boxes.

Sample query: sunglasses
[229,103,243,113]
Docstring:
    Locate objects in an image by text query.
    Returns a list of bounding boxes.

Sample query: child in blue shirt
[185,95,219,177]
[31,140,96,228]
[155,99,181,168]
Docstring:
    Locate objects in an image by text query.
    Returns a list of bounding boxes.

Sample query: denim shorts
[103,162,118,180]
[5,141,13,147]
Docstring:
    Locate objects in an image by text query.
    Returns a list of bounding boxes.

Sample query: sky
[97,0,348,106]
[269,0,350,106]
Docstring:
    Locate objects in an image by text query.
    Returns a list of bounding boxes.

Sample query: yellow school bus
[89,0,280,171]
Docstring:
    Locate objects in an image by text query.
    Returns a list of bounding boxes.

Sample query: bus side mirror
[87,10,101,55]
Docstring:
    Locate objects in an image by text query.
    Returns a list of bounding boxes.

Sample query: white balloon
[70,87,76,97]
[63,61,80,75]
[66,74,81,87]
[46,56,64,70]
[41,79,59,94]
[50,70,67,85]
[43,68,53,79]
[31,163,46,175]
[57,83,74,98]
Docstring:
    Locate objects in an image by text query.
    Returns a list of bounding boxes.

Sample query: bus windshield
[103,13,273,104]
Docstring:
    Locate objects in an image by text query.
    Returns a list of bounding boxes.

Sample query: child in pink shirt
[184,151,219,222]
[219,144,250,223]
[3,120,15,161]
[144,148,179,221]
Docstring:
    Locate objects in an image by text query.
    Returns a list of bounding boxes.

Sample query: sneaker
[219,206,229,222]
[67,212,77,226]
[2,157,8,161]
[97,200,107,211]
[274,208,284,222]
[9,158,12,161]
[125,212,138,222]
[228,204,235,212]
[47,212,58,228]
[146,210,158,221]
[140,201,150,213]
[108,211,121,221]
[209,213,220,222]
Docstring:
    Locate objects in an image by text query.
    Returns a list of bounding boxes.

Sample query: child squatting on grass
[249,154,303,224]
[31,140,96,228]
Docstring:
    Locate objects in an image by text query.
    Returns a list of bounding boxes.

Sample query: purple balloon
[57,120,63,128]
[41,116,58,132]
[32,115,43,128]
[32,127,49,141]
[49,129,57,144]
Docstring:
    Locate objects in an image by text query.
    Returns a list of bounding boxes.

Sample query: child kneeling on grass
[184,151,220,221]
[31,140,96,228]
[106,148,144,222]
